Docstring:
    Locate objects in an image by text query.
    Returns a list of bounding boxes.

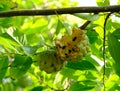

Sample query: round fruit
[36,50,66,73]
[55,28,90,62]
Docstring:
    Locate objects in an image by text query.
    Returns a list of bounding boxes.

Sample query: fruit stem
[79,20,91,30]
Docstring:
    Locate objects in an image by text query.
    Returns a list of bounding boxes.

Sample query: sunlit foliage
[0,0,120,91]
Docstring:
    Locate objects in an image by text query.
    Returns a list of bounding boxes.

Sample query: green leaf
[108,33,120,65]
[0,36,19,52]
[105,19,112,31]
[113,64,120,77]
[0,56,8,83]
[38,34,45,46]
[112,28,120,39]
[73,14,99,21]
[103,0,110,5]
[87,24,99,29]
[96,0,110,6]
[23,24,47,35]
[112,22,120,29]
[68,81,94,91]
[66,60,96,70]
[56,19,64,35]
[116,85,120,90]
[85,55,100,67]
[0,18,13,28]
[2,80,14,91]
[73,13,91,20]
[56,19,71,35]
[1,33,21,46]
[62,22,71,34]
[10,54,32,79]
[31,86,43,91]
[80,80,97,85]
[22,46,38,55]
[61,67,78,79]
[87,30,99,44]
[108,32,120,76]
[0,1,14,11]
[17,75,32,87]
[89,14,100,21]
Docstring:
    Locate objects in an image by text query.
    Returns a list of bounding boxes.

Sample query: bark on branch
[0,5,120,17]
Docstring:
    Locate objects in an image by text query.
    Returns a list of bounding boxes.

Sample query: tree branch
[0,5,120,17]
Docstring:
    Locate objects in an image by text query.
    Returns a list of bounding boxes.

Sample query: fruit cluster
[37,28,90,73]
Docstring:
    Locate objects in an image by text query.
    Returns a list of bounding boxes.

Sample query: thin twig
[79,12,99,30]
[103,12,113,91]
[0,5,120,17]
[80,21,91,30]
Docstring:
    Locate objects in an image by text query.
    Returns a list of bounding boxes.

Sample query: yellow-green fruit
[37,50,66,73]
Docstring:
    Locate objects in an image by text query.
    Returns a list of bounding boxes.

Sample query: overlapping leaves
[0,56,8,83]
[108,29,120,76]
[10,54,32,79]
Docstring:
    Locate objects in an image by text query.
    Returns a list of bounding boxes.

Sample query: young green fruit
[36,50,66,73]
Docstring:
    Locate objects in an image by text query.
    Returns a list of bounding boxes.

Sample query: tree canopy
[0,0,120,91]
